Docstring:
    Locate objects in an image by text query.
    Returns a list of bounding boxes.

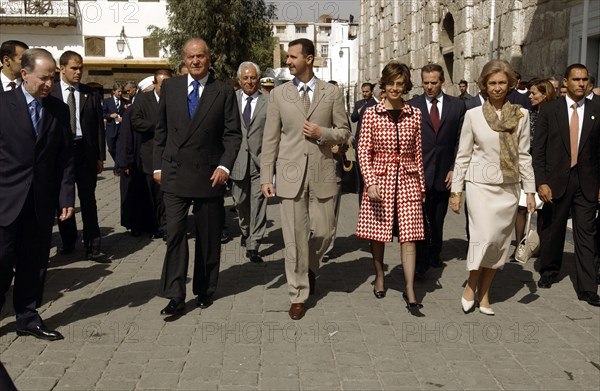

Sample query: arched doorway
[440,12,455,88]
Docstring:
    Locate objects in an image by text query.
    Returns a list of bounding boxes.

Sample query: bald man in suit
[261,38,350,320]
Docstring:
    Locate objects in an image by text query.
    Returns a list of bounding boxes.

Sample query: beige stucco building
[358,0,600,96]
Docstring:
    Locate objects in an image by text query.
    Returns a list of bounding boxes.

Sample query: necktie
[29,100,41,137]
[67,86,76,136]
[115,98,120,110]
[7,81,17,90]
[570,103,579,167]
[302,85,310,115]
[188,80,200,119]
[430,98,440,134]
[242,96,252,128]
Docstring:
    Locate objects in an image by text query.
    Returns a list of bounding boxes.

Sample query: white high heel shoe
[479,306,495,316]
[461,296,475,313]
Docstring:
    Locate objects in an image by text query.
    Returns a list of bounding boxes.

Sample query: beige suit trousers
[280,172,336,303]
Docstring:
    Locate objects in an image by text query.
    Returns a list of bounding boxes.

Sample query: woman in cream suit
[450,60,536,315]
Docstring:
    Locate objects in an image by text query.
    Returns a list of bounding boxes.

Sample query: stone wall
[359,0,572,96]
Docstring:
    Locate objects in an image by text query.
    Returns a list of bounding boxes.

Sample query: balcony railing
[0,0,77,26]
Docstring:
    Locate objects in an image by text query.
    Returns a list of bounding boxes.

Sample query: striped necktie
[29,99,41,137]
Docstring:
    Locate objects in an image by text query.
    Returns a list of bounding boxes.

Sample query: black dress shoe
[16,323,64,341]
[577,291,600,307]
[240,235,247,247]
[430,257,444,268]
[246,250,263,263]
[196,295,213,309]
[538,273,555,289]
[373,289,386,299]
[403,292,424,317]
[160,299,185,315]
[59,245,75,255]
[221,230,230,243]
[151,230,164,239]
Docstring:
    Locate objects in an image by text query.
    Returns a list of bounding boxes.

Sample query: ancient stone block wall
[359,0,571,96]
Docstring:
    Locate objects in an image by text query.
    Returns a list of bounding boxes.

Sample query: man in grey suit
[231,62,268,263]
[261,38,350,320]
[153,37,242,315]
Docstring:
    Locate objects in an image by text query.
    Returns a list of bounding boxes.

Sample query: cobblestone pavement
[1,159,599,391]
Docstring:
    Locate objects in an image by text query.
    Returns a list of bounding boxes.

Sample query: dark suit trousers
[160,192,224,300]
[416,188,450,269]
[146,173,166,232]
[58,141,100,246]
[539,169,597,293]
[0,191,51,329]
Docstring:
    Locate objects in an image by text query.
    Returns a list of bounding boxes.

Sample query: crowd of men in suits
[1,35,600,347]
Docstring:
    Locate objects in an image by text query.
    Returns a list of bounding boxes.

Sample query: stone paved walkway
[1,158,599,390]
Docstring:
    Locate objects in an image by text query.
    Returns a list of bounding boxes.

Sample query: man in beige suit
[261,38,350,320]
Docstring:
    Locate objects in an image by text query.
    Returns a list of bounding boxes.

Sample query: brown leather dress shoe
[288,303,305,320]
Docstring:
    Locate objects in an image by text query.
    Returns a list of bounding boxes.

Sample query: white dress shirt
[60,80,82,138]
[566,95,585,144]
[1,71,20,91]
[425,92,444,118]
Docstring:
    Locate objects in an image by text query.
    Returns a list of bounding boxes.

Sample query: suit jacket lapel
[79,86,88,114]
[557,98,571,157]
[250,92,266,129]
[579,101,597,153]
[286,83,305,117]
[13,88,36,140]
[189,76,218,131]
[417,95,434,132]
[439,93,450,128]
[36,97,55,143]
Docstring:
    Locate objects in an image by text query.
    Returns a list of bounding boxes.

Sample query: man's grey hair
[124,81,137,89]
[21,48,56,73]
[237,62,261,80]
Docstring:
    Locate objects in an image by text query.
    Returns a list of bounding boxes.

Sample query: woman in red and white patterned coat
[356,62,426,315]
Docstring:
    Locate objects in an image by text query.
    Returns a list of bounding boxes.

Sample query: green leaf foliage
[149,0,277,80]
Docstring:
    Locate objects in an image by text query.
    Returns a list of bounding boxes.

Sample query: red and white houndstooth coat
[356,99,426,243]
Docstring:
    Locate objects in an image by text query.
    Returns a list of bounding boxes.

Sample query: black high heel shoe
[373,289,386,299]
[403,292,424,317]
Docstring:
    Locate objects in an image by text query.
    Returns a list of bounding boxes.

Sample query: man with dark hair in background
[0,40,29,91]
[103,83,126,172]
[351,81,377,203]
[51,50,106,260]
[128,69,173,239]
[409,63,466,278]
[458,80,473,101]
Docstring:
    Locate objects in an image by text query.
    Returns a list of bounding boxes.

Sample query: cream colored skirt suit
[452,106,535,270]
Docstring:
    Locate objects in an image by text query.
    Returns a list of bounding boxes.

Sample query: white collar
[188,73,209,87]
[566,95,585,109]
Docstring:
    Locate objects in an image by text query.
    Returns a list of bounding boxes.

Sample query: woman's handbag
[515,211,540,264]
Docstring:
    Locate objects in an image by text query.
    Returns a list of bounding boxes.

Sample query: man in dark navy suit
[351,82,377,202]
[409,64,465,278]
[103,83,126,171]
[51,50,106,260]
[0,48,75,340]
